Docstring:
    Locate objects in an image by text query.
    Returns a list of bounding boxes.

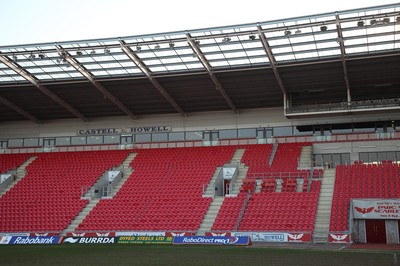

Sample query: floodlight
[249,35,256,40]
[357,21,364,27]
[295,29,301,34]
[284,30,291,36]
[370,19,377,25]
[28,53,35,60]
[12,54,17,61]
[194,40,200,46]
[104,47,111,54]
[154,44,160,49]
[90,50,96,54]
[136,46,142,52]
[38,52,45,59]
[383,18,390,24]
[169,42,175,48]
[320,26,327,32]
[76,50,83,56]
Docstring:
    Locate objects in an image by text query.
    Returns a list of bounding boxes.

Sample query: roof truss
[56,45,136,120]
[0,55,88,121]
[186,34,238,114]
[120,40,186,117]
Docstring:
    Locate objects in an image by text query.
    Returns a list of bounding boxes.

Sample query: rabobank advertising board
[7,236,63,245]
[172,236,251,246]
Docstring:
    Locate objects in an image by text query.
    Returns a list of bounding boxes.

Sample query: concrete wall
[1,107,400,139]
[313,140,400,163]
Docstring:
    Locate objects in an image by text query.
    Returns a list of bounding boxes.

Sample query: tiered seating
[261,179,276,192]
[77,146,236,231]
[241,143,311,178]
[212,142,318,233]
[240,179,257,193]
[330,162,400,231]
[270,143,309,172]
[211,192,247,231]
[0,150,129,232]
[310,179,321,192]
[0,153,32,173]
[281,179,297,192]
[240,144,273,174]
[239,191,319,231]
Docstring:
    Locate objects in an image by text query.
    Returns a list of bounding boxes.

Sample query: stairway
[203,166,222,197]
[230,149,249,195]
[112,152,137,197]
[313,168,336,243]
[0,156,37,198]
[269,142,278,165]
[62,198,101,235]
[298,146,312,169]
[254,180,262,193]
[275,179,282,192]
[296,178,304,192]
[197,196,224,235]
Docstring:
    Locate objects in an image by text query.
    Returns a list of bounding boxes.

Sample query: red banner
[328,233,350,243]
[66,232,116,237]
[205,232,232,237]
[165,232,195,237]
[287,233,312,242]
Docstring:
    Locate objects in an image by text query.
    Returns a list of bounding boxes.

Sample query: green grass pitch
[0,244,398,266]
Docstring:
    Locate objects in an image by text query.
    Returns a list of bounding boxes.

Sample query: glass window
[0,140,7,148]
[273,126,293,136]
[23,138,39,147]
[121,135,133,144]
[359,153,369,164]
[294,127,313,136]
[368,153,378,164]
[387,152,396,162]
[8,139,23,147]
[87,136,103,144]
[238,128,256,138]
[185,131,202,141]
[377,152,387,163]
[331,128,352,134]
[152,133,168,142]
[219,129,237,139]
[342,153,351,165]
[168,132,184,141]
[104,135,119,144]
[71,137,86,145]
[314,154,323,167]
[56,137,71,146]
[135,134,151,143]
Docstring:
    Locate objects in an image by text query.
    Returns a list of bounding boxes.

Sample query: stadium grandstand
[0,3,400,245]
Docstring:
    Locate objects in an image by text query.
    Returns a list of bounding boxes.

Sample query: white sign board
[352,199,400,219]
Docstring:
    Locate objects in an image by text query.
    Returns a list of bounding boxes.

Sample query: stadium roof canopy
[0,3,399,123]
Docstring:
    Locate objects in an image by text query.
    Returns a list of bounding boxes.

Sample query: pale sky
[0,0,397,46]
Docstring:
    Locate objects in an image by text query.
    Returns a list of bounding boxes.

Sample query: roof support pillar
[336,14,352,106]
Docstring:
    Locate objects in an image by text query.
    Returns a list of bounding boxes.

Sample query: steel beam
[186,34,238,114]
[0,55,88,122]
[56,46,136,120]
[119,40,186,117]
[0,95,41,123]
[336,14,352,105]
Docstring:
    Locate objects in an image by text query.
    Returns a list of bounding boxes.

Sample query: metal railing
[234,191,252,231]
[245,172,310,179]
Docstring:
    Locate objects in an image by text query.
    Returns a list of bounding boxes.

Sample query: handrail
[245,172,309,179]
[234,191,251,231]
